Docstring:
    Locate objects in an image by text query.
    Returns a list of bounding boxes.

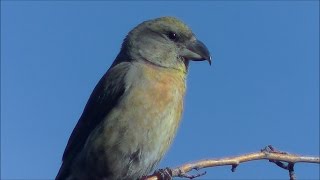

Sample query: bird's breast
[112,63,185,161]
[91,62,187,178]
[122,62,187,145]
[122,62,186,169]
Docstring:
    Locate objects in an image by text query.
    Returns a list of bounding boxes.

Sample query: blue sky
[1,1,319,179]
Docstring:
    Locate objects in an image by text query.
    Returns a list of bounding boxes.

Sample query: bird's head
[121,16,211,72]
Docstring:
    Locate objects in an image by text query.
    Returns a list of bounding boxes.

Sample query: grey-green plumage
[56,16,211,180]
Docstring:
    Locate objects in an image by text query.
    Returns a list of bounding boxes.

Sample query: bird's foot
[140,168,172,180]
[153,167,173,180]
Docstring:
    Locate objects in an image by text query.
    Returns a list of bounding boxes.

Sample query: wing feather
[56,61,131,180]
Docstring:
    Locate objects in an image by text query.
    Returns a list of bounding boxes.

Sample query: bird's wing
[63,61,131,162]
[56,61,131,180]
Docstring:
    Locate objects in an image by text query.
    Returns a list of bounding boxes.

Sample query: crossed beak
[180,39,212,65]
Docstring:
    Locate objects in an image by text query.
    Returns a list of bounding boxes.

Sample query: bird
[56,16,211,180]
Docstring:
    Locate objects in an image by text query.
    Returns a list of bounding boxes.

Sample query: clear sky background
[1,1,319,179]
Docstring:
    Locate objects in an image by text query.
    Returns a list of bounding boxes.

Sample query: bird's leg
[153,167,173,180]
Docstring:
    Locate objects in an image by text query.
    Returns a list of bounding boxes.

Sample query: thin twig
[145,145,319,180]
[288,163,296,180]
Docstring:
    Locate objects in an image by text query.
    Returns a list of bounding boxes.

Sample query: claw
[153,167,172,180]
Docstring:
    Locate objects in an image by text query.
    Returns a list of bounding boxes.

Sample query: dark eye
[167,32,178,41]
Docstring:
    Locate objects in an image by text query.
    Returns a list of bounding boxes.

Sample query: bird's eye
[167,32,178,41]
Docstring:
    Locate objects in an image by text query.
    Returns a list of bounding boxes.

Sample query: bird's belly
[85,66,186,179]
[108,82,184,177]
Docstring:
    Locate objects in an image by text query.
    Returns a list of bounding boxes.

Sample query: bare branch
[144,145,319,180]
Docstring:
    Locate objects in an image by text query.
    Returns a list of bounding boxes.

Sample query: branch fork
[144,145,320,180]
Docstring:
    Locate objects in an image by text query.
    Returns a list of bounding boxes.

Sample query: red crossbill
[56,16,211,180]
